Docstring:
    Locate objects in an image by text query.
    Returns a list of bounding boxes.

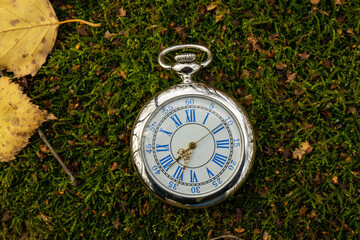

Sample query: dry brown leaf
[104,30,116,40]
[0,0,101,78]
[206,3,218,11]
[268,33,279,41]
[292,148,305,160]
[286,71,296,83]
[118,7,126,17]
[0,77,56,162]
[247,36,258,45]
[311,0,320,6]
[40,212,52,223]
[331,176,339,184]
[301,140,313,154]
[299,205,308,216]
[276,62,287,70]
[293,141,313,160]
[334,0,345,5]
[215,13,223,23]
[298,51,310,60]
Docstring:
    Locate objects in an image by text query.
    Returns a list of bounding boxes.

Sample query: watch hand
[194,131,211,145]
[168,148,186,169]
[177,149,193,184]
[193,123,224,146]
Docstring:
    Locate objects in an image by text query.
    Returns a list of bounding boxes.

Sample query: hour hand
[168,148,185,169]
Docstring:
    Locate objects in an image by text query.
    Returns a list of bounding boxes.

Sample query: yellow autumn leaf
[0,0,101,78]
[0,77,57,162]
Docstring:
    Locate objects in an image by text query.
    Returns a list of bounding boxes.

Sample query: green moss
[1,0,359,239]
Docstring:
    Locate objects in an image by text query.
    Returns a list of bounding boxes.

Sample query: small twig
[38,129,79,186]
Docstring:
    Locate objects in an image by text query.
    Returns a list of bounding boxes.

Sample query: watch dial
[141,95,245,198]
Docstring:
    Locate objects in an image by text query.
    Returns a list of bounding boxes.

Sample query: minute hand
[194,123,223,144]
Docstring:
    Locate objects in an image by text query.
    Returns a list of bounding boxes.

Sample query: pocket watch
[131,44,255,208]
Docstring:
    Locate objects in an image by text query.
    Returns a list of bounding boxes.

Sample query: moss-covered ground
[1,0,360,239]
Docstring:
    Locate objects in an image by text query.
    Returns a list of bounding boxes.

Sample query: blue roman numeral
[190,170,198,183]
[216,139,230,149]
[212,153,227,168]
[173,166,183,180]
[170,114,182,128]
[206,167,214,178]
[212,123,225,135]
[185,109,196,123]
[156,144,169,152]
[202,112,210,125]
[159,155,174,171]
[159,128,172,137]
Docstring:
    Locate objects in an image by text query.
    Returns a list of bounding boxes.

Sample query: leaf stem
[57,19,101,27]
[38,129,79,186]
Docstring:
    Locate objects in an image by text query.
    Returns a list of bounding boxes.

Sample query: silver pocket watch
[131,44,255,208]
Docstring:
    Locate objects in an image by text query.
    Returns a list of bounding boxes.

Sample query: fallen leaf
[253,228,261,236]
[40,212,52,223]
[334,0,345,5]
[311,0,320,5]
[264,146,274,156]
[293,141,313,160]
[301,140,313,154]
[206,3,217,11]
[104,30,116,40]
[331,176,338,184]
[286,70,296,83]
[307,210,317,218]
[276,62,287,70]
[268,33,279,41]
[320,10,329,16]
[39,144,50,153]
[346,106,357,114]
[118,7,126,17]
[113,219,121,229]
[241,69,250,78]
[114,30,125,38]
[215,13,223,23]
[234,226,246,234]
[263,231,271,240]
[298,51,310,60]
[299,205,308,216]
[293,148,305,160]
[118,70,127,79]
[110,162,119,171]
[0,77,56,162]
[247,36,258,45]
[0,0,101,78]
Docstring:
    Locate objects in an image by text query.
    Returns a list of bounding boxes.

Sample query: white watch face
[141,95,245,199]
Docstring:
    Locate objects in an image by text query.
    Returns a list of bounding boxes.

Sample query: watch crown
[174,53,196,63]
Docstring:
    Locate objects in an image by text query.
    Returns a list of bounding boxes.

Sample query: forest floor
[1,0,359,239]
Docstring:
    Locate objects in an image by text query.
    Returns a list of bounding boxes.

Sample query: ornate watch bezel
[131,82,255,208]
